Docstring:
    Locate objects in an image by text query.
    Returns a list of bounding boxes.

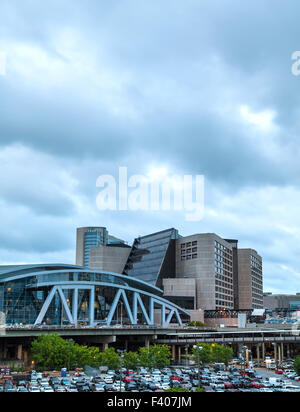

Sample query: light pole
[193,345,203,389]
[185,346,189,367]
[242,345,248,372]
[117,349,126,392]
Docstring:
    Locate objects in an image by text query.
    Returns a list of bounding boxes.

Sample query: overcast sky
[0,0,300,294]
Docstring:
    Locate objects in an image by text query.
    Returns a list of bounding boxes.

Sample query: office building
[123,228,180,287]
[77,226,263,316]
[76,227,130,273]
[264,293,300,315]
[237,249,263,309]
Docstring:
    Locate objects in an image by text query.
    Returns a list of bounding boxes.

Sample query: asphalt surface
[255,368,300,387]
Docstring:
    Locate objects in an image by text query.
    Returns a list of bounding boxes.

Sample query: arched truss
[33,282,189,328]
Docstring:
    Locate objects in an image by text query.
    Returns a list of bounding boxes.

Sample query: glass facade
[123,228,180,286]
[84,230,105,266]
[0,264,166,326]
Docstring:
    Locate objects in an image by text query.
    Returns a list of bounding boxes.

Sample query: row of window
[181,254,198,261]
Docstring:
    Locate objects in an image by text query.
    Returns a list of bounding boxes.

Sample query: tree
[193,343,233,367]
[99,348,120,370]
[138,345,171,369]
[211,345,233,366]
[31,334,102,370]
[294,356,300,375]
[31,334,73,370]
[123,351,139,370]
[193,343,213,365]
[187,321,205,328]
[165,387,189,393]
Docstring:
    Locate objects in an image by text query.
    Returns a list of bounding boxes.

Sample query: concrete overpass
[0,325,299,367]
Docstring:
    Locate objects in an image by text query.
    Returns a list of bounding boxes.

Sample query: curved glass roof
[0,263,163,296]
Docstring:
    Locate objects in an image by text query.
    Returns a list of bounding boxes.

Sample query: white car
[29,386,41,393]
[43,386,54,393]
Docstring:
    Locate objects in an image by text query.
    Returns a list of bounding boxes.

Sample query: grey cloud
[0,0,300,293]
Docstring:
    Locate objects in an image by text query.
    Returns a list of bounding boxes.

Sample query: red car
[170,375,182,382]
[252,381,262,389]
[275,369,283,375]
[123,376,134,383]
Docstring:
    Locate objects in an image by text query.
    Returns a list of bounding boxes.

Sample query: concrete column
[145,337,150,348]
[172,345,176,363]
[17,345,23,361]
[23,350,29,367]
[262,342,265,362]
[287,344,291,359]
[256,344,260,365]
[178,346,182,365]
[274,343,278,366]
[281,343,284,362]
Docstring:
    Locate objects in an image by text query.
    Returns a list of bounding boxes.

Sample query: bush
[294,356,300,375]
[165,387,189,393]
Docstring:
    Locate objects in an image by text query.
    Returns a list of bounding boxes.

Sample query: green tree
[31,334,102,370]
[99,348,120,370]
[193,343,213,365]
[138,345,171,369]
[193,343,233,367]
[165,387,189,392]
[31,334,73,370]
[123,351,139,370]
[211,345,233,366]
[294,356,300,375]
[75,344,101,368]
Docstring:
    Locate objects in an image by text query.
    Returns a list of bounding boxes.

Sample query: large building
[174,234,235,311]
[0,264,189,327]
[264,293,300,315]
[122,229,263,313]
[123,228,180,287]
[76,227,131,273]
[237,249,263,310]
[76,227,264,318]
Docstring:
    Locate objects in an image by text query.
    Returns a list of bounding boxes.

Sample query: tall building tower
[174,234,235,311]
[76,227,130,271]
[76,227,108,267]
[237,249,263,309]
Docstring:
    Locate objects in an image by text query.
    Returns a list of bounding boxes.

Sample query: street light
[272,343,278,369]
[242,345,248,372]
[185,346,189,367]
[193,345,203,389]
[117,349,126,392]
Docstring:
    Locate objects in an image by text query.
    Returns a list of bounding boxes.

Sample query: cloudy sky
[0,0,300,294]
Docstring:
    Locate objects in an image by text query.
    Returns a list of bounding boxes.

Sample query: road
[256,368,300,387]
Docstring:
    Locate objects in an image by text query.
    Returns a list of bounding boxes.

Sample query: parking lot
[1,362,300,392]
